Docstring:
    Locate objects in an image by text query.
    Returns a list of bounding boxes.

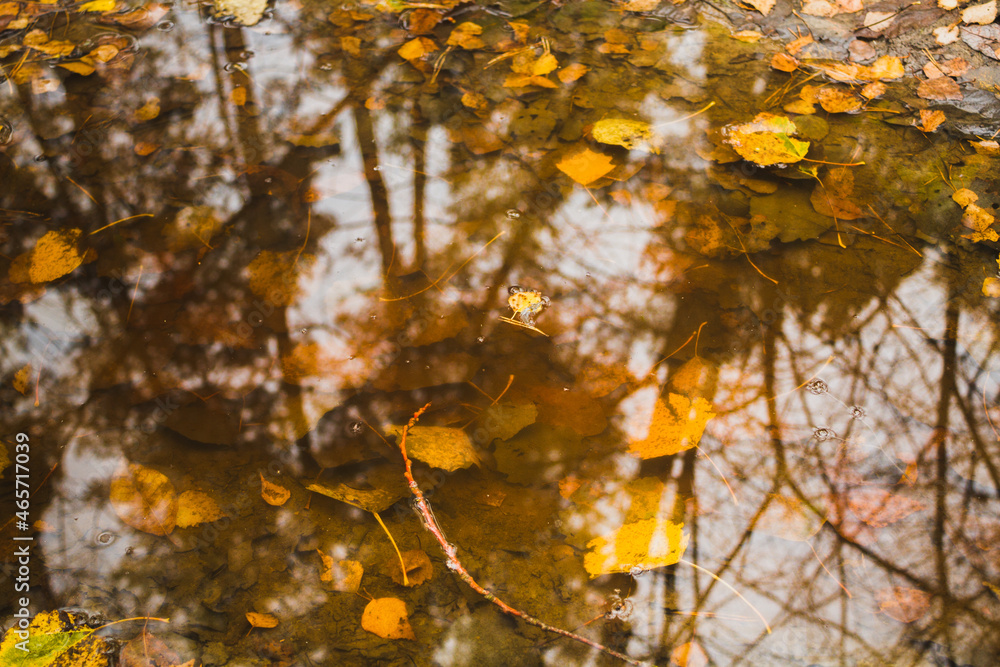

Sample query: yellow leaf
[361,598,415,640]
[532,52,558,75]
[817,87,862,113]
[260,473,291,506]
[231,86,247,106]
[446,21,485,49]
[583,518,689,576]
[591,118,660,152]
[89,44,120,63]
[398,37,436,61]
[557,63,589,83]
[318,552,364,592]
[134,98,161,121]
[110,463,178,536]
[8,228,84,284]
[386,425,480,471]
[13,364,31,395]
[78,0,116,11]
[744,0,775,15]
[723,113,809,166]
[175,490,226,528]
[627,393,716,459]
[246,612,279,628]
[556,148,615,185]
[983,276,1000,297]
[59,60,95,76]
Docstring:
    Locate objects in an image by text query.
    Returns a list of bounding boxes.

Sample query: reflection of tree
[1,2,999,666]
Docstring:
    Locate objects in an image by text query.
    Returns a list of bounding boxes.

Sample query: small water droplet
[563,387,569,391]
[348,421,364,435]
[155,20,174,31]
[806,379,829,395]
[370,315,377,320]
[476,336,484,343]
[629,565,646,577]
[372,165,382,171]
[318,62,334,71]
[505,209,521,219]
[223,62,246,72]
[850,406,866,420]
[34,154,46,162]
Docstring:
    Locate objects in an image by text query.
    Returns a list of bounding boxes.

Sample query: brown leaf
[447,21,485,49]
[260,473,291,506]
[398,37,436,62]
[876,586,931,623]
[110,463,178,536]
[453,125,505,154]
[557,63,589,83]
[917,76,962,101]
[917,109,946,132]
[388,549,433,587]
[98,2,170,29]
[120,631,180,667]
[962,0,996,24]
[318,552,364,592]
[743,0,775,15]
[176,490,226,528]
[817,87,862,113]
[770,52,799,72]
[810,167,864,220]
[406,8,443,34]
[247,249,315,306]
[361,598,415,640]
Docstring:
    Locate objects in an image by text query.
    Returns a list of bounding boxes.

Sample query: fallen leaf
[13,364,31,395]
[388,549,433,587]
[231,86,247,106]
[744,0,775,15]
[110,463,178,536]
[361,598,415,640]
[556,147,616,185]
[952,189,978,208]
[962,0,996,24]
[246,612,278,628]
[558,63,589,83]
[176,490,226,527]
[961,203,999,242]
[453,125,505,154]
[917,109,946,132]
[917,76,962,101]
[862,11,895,33]
[620,0,660,10]
[810,167,865,220]
[584,518,689,576]
[98,2,171,29]
[386,425,480,471]
[477,403,537,442]
[318,553,364,592]
[447,21,485,49]
[771,52,799,72]
[939,0,958,7]
[723,113,810,166]
[934,25,960,45]
[407,8,443,33]
[213,0,267,25]
[8,228,84,284]
[876,586,931,623]
[817,87,862,113]
[983,277,1000,297]
[971,139,1000,155]
[260,473,291,506]
[591,118,660,152]
[627,393,716,459]
[731,30,763,42]
[79,0,116,11]
[860,81,886,99]
[398,37,436,61]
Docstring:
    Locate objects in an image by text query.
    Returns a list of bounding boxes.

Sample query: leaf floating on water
[260,473,291,506]
[627,393,716,459]
[583,518,689,577]
[446,22,485,49]
[386,425,480,471]
[8,228,85,284]
[0,610,106,665]
[213,0,267,26]
[591,118,660,152]
[556,147,616,185]
[110,462,178,536]
[306,480,407,512]
[723,113,810,167]
[361,598,416,640]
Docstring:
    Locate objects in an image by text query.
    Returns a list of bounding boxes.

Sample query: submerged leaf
[362,598,415,639]
[386,425,480,471]
[8,229,84,284]
[556,148,616,185]
[723,113,809,166]
[591,118,660,152]
[110,463,178,536]
[627,393,716,459]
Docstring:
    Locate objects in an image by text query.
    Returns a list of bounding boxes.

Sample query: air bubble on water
[476,336,484,343]
[563,387,569,391]
[300,328,307,334]
[813,427,836,441]
[319,62,333,71]
[34,154,46,162]
[806,379,829,395]
[223,62,246,72]
[155,20,174,31]
[373,165,381,171]
[505,209,521,219]
[629,565,646,577]
[95,531,116,546]
[348,421,364,435]
[850,406,866,420]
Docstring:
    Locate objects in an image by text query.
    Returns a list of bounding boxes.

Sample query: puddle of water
[2,0,1000,665]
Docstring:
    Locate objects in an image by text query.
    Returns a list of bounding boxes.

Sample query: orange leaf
[556,148,615,185]
[110,463,177,536]
[557,63,589,83]
[175,490,226,528]
[318,552,364,592]
[361,598,415,639]
[398,37,436,61]
[917,109,946,132]
[671,641,709,667]
[246,612,279,628]
[388,549,433,587]
[260,473,291,506]
[627,393,716,459]
[584,518,689,576]
[8,228,84,284]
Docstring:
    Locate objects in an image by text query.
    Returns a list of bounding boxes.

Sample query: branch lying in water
[396,402,648,666]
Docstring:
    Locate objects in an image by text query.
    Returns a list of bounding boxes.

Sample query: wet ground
[1,0,1000,665]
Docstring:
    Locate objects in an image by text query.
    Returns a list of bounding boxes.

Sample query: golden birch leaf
[671,641,710,667]
[8,229,84,284]
[246,612,278,628]
[723,113,809,166]
[260,473,291,506]
[386,425,480,471]
[110,463,178,536]
[583,518,689,577]
[591,118,660,152]
[13,364,31,395]
[744,0,775,15]
[175,490,226,528]
[556,148,615,185]
[627,393,716,459]
[361,598,415,640]
[953,188,978,208]
[318,551,364,592]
